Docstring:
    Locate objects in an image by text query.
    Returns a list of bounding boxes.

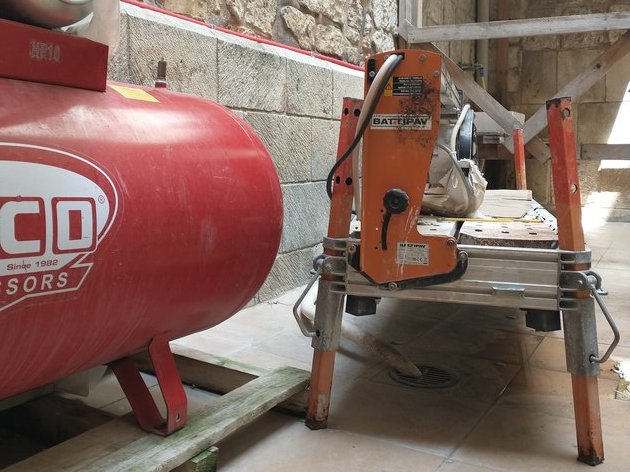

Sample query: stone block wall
[111,3,364,302]
[421,0,476,68]
[487,0,630,221]
[135,0,398,65]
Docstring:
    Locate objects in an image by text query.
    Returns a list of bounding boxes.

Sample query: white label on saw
[371,114,432,130]
[396,242,429,265]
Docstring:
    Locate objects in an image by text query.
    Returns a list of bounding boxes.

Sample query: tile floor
[206,222,629,472]
[36,222,630,471]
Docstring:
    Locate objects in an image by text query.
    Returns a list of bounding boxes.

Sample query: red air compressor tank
[0,78,283,401]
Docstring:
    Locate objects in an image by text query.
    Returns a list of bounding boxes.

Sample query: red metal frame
[306,98,362,429]
[547,97,604,465]
[111,334,187,435]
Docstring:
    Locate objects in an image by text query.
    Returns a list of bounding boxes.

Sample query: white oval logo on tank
[0,143,118,311]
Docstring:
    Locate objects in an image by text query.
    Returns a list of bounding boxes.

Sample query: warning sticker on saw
[392,76,424,96]
[396,243,429,265]
[371,114,432,130]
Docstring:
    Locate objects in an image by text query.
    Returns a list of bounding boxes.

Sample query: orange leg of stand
[547,97,604,466]
[306,98,362,429]
[513,127,527,190]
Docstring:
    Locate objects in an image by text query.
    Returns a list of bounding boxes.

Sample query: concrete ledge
[287,59,333,118]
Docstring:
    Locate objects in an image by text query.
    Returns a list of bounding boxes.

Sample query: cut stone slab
[217,41,286,112]
[126,14,218,100]
[287,60,333,118]
[311,118,341,181]
[279,182,330,253]
[244,112,312,183]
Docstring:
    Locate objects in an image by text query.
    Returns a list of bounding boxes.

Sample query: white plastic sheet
[423,158,487,217]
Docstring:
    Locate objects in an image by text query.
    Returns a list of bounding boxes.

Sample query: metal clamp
[561,269,620,365]
[291,253,347,338]
[323,236,348,252]
[559,249,592,266]
[560,270,593,292]
[321,255,346,277]
[292,260,322,338]
[589,281,620,364]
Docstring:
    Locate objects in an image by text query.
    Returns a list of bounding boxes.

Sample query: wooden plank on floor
[0,395,112,447]
[132,345,308,415]
[404,12,630,42]
[4,417,144,472]
[0,384,54,412]
[6,367,309,472]
[172,446,219,472]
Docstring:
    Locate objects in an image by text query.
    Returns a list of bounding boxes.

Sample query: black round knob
[383,188,409,214]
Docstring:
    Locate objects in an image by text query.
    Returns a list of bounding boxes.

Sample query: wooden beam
[419,42,552,162]
[0,384,54,412]
[512,31,630,148]
[6,367,310,472]
[132,345,308,416]
[0,395,112,447]
[581,143,630,160]
[525,137,552,162]
[404,12,630,43]
[172,446,219,472]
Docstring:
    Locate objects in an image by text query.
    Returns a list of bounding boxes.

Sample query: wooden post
[546,97,604,466]
[172,447,219,472]
[513,127,527,190]
[495,0,509,104]
[306,98,362,429]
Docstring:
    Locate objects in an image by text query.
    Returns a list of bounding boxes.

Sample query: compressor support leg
[111,334,188,436]
[306,98,362,429]
[547,98,604,465]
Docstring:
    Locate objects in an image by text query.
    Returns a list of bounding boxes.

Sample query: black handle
[381,189,409,250]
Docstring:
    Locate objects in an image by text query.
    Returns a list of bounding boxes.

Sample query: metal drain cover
[390,363,460,389]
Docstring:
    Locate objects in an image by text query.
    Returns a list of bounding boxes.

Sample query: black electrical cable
[325,54,404,199]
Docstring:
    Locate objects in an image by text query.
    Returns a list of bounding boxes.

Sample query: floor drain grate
[389,363,461,390]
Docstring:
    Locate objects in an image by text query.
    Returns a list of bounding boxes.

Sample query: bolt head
[433,70,440,77]
[419,54,427,62]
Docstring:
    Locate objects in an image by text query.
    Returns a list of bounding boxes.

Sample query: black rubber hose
[325,54,404,199]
